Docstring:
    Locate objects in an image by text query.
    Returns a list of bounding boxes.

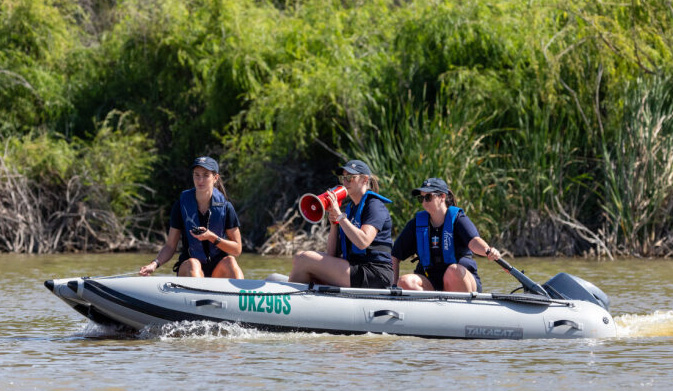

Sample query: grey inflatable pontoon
[45,260,616,340]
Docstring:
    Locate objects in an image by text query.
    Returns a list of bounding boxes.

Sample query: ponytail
[445,189,457,207]
[367,174,380,193]
[215,175,228,200]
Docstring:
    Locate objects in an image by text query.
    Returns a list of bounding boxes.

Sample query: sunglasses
[338,174,360,184]
[417,193,440,203]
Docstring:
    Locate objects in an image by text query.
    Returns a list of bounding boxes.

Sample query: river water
[1,253,672,390]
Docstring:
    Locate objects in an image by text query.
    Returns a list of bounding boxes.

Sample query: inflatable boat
[45,259,616,339]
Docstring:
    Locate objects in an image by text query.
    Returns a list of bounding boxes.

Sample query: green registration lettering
[256,294,265,313]
[265,295,274,313]
[248,291,257,311]
[282,295,291,314]
[238,291,247,311]
[274,296,282,314]
[238,290,291,315]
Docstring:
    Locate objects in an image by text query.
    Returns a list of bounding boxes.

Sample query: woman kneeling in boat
[139,156,244,278]
[392,178,501,292]
[289,160,394,288]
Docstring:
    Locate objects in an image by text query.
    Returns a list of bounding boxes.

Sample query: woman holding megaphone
[289,160,394,288]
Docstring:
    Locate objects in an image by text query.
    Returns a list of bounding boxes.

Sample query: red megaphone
[299,185,348,224]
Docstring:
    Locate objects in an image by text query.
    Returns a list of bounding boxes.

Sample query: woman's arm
[139,227,180,275]
[324,189,379,251]
[213,227,242,257]
[392,256,401,283]
[337,219,378,250]
[467,237,501,261]
[326,222,340,256]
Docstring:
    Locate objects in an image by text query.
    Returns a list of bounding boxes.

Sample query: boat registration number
[238,290,291,315]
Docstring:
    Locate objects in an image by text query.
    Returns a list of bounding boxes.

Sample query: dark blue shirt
[340,196,393,264]
[392,209,479,265]
[170,199,240,262]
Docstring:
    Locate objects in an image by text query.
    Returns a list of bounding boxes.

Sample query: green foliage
[3,131,77,184]
[599,76,673,255]
[349,95,497,237]
[3,110,157,218]
[220,0,398,159]
[0,0,81,134]
[79,110,158,216]
[3,0,673,255]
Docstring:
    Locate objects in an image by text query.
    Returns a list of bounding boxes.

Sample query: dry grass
[0,155,161,253]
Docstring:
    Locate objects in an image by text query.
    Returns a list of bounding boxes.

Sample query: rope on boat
[85,272,140,279]
[167,282,454,302]
[165,282,313,297]
[164,282,570,306]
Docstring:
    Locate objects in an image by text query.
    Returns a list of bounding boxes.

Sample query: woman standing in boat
[289,160,394,288]
[392,178,501,292]
[139,156,244,278]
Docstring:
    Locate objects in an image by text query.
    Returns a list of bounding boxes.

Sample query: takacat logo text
[465,325,523,339]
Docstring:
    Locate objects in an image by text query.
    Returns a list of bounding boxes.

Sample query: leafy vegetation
[1,0,672,257]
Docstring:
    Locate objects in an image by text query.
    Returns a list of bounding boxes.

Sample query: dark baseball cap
[191,156,219,173]
[339,159,372,175]
[411,177,449,196]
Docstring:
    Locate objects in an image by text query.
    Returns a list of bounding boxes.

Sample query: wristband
[485,248,491,256]
[152,259,160,268]
[214,236,222,245]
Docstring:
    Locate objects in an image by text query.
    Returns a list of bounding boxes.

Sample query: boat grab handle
[370,310,404,320]
[192,299,225,308]
[550,319,582,330]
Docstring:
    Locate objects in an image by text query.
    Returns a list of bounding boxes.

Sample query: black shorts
[172,258,220,277]
[414,257,482,292]
[350,261,393,289]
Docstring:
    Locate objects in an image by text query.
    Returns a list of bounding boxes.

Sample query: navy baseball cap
[340,159,372,175]
[412,178,449,196]
[191,156,219,173]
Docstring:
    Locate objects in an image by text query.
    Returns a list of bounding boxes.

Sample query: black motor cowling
[542,272,610,311]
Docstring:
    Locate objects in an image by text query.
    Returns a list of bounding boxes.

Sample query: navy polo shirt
[392,209,479,265]
[341,196,393,264]
[169,200,240,262]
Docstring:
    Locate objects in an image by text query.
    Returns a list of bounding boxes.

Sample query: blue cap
[340,159,372,175]
[412,178,449,196]
[191,156,219,173]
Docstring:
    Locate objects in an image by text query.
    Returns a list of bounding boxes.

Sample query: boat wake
[71,321,139,340]
[71,319,387,341]
[141,320,335,341]
[140,321,256,340]
[72,312,673,340]
[71,320,276,340]
[614,310,673,337]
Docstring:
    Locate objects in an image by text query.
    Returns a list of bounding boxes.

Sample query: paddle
[314,285,553,305]
[267,260,551,298]
[493,258,550,298]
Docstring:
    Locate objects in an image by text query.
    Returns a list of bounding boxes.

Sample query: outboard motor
[542,273,610,311]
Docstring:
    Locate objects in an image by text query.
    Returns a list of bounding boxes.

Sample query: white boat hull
[45,276,617,339]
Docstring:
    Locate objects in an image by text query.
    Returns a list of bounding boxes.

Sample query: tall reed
[347,94,499,238]
[599,77,673,256]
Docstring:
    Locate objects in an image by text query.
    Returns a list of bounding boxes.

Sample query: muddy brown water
[1,253,672,390]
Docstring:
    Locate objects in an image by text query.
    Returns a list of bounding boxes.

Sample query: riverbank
[3,1,673,258]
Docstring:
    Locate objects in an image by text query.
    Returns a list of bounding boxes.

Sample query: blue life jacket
[415,206,462,268]
[339,190,392,259]
[180,188,228,262]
